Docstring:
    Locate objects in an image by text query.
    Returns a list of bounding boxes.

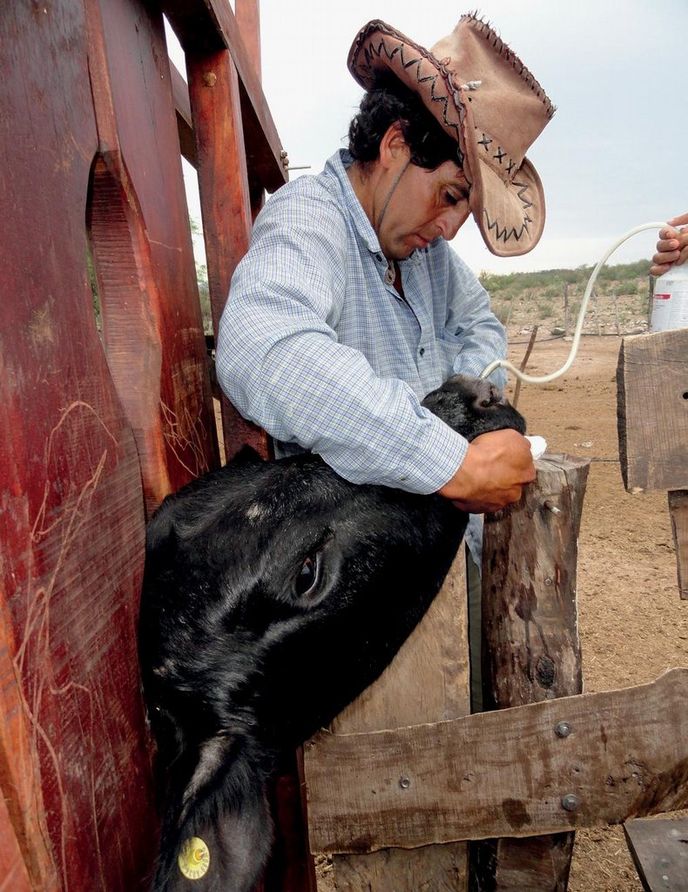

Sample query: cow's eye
[295,554,321,599]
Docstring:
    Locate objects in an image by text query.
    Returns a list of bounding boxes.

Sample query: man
[217,13,550,517]
[216,14,684,710]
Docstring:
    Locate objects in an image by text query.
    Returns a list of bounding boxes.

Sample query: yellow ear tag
[178,836,210,880]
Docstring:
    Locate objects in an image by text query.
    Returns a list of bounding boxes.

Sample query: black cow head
[139,374,525,890]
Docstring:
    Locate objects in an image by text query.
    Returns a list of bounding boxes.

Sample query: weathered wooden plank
[0,2,160,886]
[163,0,287,192]
[334,844,466,891]
[304,669,688,853]
[331,547,470,733]
[475,454,589,890]
[624,816,688,891]
[482,454,588,707]
[617,329,688,493]
[668,490,688,600]
[308,548,471,889]
[94,0,219,503]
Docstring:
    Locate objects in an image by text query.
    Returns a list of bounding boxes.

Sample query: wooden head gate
[0,1,288,888]
[2,2,687,890]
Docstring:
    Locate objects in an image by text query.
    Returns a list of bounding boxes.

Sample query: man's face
[377,159,471,261]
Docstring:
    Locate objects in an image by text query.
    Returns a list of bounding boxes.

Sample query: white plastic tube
[480,222,668,384]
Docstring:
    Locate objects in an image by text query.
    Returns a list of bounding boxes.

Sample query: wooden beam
[668,489,688,600]
[617,329,688,493]
[186,48,271,461]
[163,0,287,192]
[474,454,589,889]
[304,668,688,853]
[169,61,197,167]
[234,0,265,218]
[235,0,261,81]
[320,547,471,889]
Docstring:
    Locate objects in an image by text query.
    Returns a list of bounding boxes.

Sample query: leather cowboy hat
[348,13,555,257]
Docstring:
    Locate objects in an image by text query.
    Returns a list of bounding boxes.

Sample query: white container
[650,263,688,332]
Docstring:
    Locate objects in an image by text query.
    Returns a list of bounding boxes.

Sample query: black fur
[138,374,525,891]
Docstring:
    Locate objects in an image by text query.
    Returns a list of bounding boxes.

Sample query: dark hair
[348,73,462,170]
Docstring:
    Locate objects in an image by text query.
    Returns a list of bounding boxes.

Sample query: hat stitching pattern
[477,130,520,182]
[462,12,555,118]
[483,180,534,243]
[358,30,466,160]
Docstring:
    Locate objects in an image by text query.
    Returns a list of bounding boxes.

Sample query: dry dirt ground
[314,334,688,891]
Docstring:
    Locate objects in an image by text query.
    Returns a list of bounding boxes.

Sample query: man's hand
[438,428,536,513]
[651,213,688,277]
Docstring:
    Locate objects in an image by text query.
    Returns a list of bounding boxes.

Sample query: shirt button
[384,267,395,285]
[419,347,425,357]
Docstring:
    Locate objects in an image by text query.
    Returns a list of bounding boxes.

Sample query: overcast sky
[176,1,687,274]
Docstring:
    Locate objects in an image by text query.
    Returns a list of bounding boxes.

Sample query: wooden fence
[304,328,688,889]
[0,1,289,888]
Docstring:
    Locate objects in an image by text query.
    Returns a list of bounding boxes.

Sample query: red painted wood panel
[0,0,220,887]
[0,790,32,892]
[187,47,271,461]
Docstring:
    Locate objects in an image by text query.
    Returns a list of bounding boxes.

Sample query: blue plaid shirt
[217,150,506,495]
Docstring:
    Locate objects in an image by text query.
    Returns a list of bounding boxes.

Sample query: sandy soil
[313,334,688,890]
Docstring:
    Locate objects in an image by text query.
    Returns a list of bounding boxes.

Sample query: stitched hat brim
[348,20,546,257]
[465,130,546,257]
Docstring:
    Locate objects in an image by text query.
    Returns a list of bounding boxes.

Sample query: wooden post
[563,282,569,337]
[316,548,472,890]
[647,274,655,329]
[668,490,688,599]
[617,329,688,599]
[166,0,288,459]
[473,453,589,890]
[512,324,539,410]
[186,47,270,460]
[235,0,266,216]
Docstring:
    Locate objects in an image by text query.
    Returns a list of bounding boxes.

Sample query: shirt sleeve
[216,182,467,494]
[444,247,508,390]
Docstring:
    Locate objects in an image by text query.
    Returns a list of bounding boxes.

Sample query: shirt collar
[323,150,422,266]
[324,150,381,254]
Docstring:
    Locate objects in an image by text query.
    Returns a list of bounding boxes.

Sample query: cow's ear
[153,735,274,892]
